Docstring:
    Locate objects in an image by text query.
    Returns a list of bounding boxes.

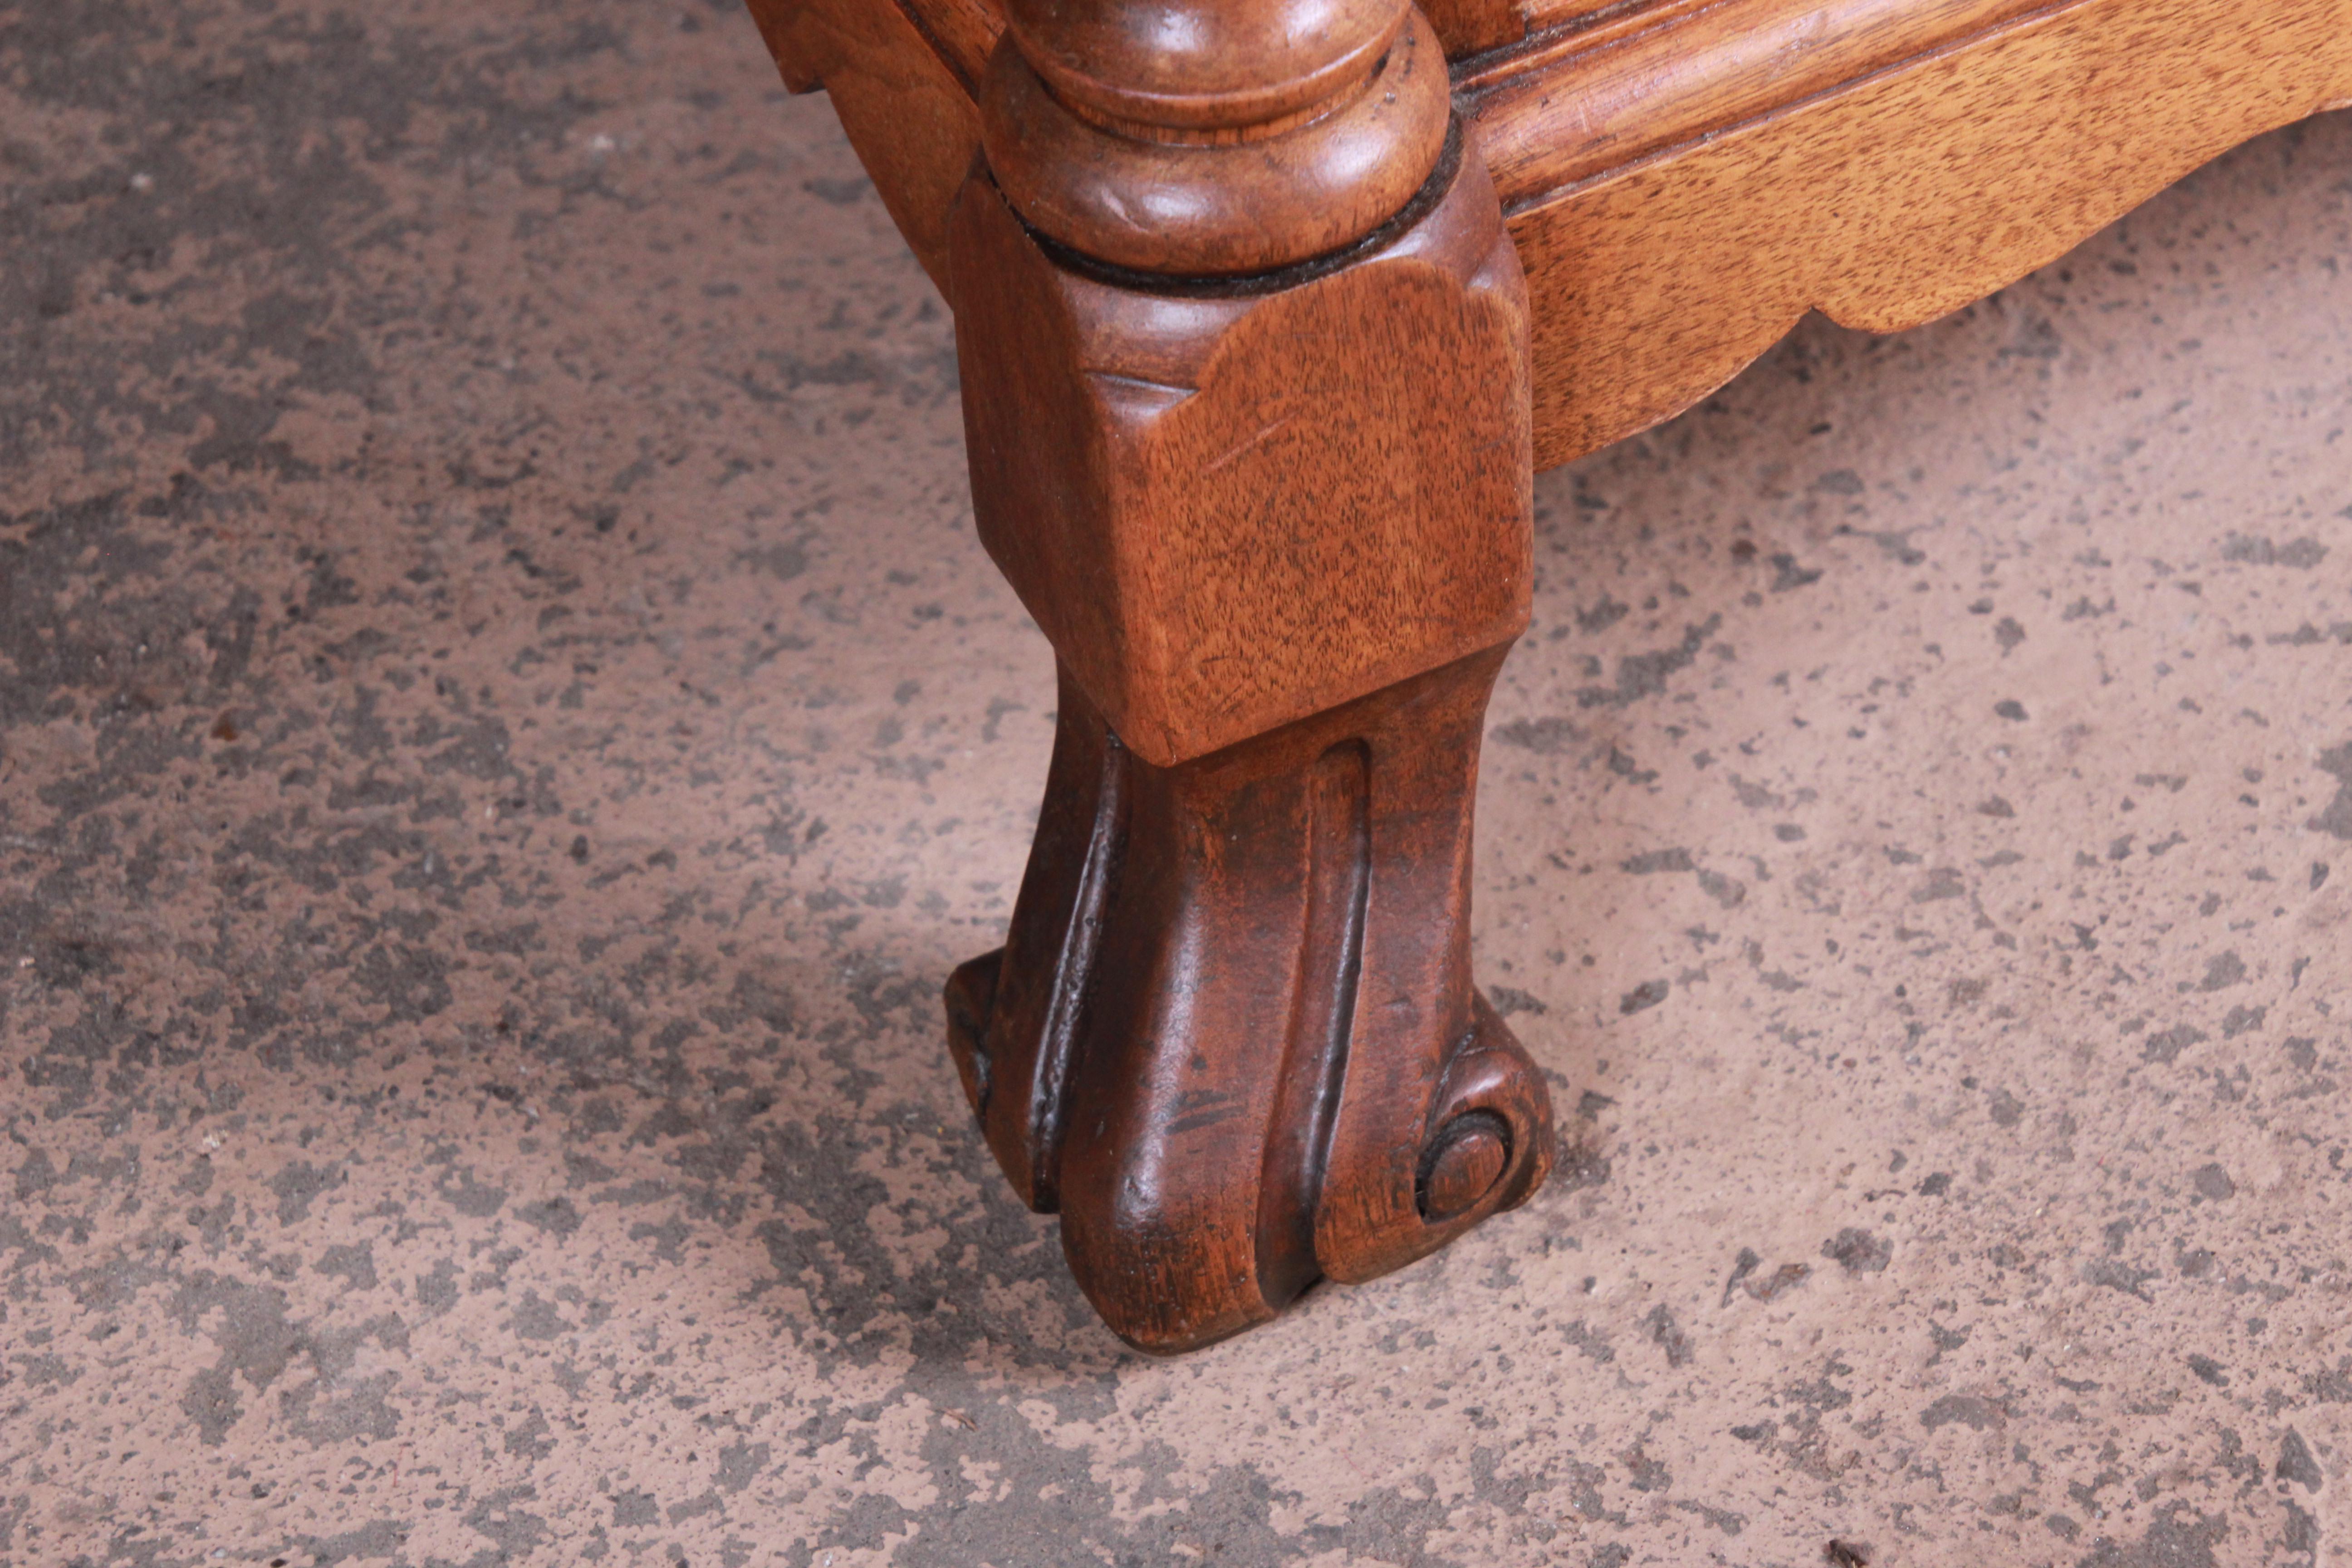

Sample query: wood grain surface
[907,0,1001,91]
[1421,0,1528,57]
[949,146,1532,766]
[1515,0,1669,36]
[1459,0,2055,192]
[745,0,981,289]
[752,0,2352,467]
[1495,0,2352,465]
[945,650,1552,1352]
[978,7,1453,274]
[913,0,1555,1349]
[751,0,2352,1342]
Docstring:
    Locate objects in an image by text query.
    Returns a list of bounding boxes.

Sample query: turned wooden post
[943,0,1553,1351]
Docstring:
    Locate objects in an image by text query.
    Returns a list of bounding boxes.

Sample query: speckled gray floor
[3,4,2349,1565]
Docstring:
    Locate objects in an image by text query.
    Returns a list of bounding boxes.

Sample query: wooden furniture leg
[752,0,2352,1354]
[940,0,1553,1351]
[948,651,1549,1350]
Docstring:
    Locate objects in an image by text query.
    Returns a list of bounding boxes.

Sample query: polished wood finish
[979,8,1452,274]
[1458,0,2056,188]
[946,652,1549,1352]
[751,0,2352,1349]
[760,0,1563,1349]
[758,0,1535,105]
[1001,0,1409,129]
[937,0,1553,1337]
[749,0,980,286]
[1487,0,2352,464]
[756,0,2352,460]
[1421,0,1526,59]
[949,141,1530,766]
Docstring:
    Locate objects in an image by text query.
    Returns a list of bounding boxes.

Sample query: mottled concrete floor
[4,3,2350,1565]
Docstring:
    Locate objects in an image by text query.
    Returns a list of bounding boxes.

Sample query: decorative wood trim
[755,0,2351,1353]
[750,0,2352,467]
[980,9,1454,275]
[796,0,1536,92]
[1492,0,2352,465]
[1456,0,1708,89]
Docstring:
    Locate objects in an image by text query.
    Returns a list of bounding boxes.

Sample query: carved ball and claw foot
[946,654,1551,1352]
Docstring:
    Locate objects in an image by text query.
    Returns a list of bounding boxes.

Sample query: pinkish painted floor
[2,4,2348,1564]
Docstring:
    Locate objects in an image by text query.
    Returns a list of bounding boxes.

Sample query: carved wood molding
[755,0,2352,466]
[1457,0,2059,198]
[1494,0,2352,464]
